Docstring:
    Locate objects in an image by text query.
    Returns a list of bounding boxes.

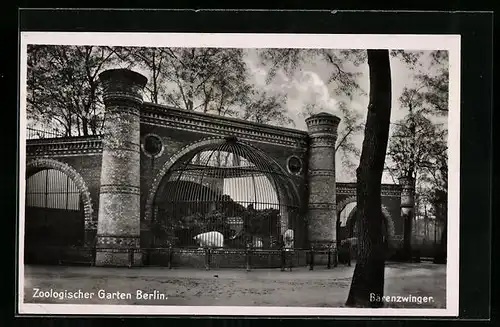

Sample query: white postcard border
[18,32,460,317]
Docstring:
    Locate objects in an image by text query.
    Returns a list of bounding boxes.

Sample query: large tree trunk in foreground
[346,49,392,307]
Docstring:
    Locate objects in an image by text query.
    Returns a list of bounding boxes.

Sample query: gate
[24,169,86,264]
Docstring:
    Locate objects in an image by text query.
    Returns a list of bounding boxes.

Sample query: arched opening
[337,202,357,242]
[336,202,395,262]
[337,202,395,242]
[24,168,85,263]
[151,137,300,250]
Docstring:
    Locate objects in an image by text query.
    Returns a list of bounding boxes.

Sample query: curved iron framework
[152,137,300,249]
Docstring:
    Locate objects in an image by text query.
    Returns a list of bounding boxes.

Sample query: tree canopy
[27,45,294,136]
[27,45,121,136]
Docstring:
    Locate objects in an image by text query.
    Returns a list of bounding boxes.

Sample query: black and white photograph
[18,32,460,316]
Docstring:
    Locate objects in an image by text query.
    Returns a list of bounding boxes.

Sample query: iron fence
[24,241,445,270]
[27,127,66,140]
[24,245,346,270]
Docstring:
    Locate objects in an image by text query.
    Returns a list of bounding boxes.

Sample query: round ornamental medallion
[143,134,163,157]
[287,156,303,175]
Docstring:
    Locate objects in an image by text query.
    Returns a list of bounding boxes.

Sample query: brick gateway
[24,69,413,268]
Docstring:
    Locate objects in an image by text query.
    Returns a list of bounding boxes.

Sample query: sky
[241,49,448,183]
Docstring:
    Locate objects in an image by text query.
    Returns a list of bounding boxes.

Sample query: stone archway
[145,137,227,223]
[337,196,357,217]
[344,204,396,240]
[25,158,94,229]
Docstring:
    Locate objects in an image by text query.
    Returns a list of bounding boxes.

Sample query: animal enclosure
[151,137,301,250]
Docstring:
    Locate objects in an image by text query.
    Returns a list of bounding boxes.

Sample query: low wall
[146,249,311,269]
[24,245,94,265]
[23,243,439,268]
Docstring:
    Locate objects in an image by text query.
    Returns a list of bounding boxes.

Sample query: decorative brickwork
[141,103,309,149]
[399,176,416,253]
[97,235,141,247]
[95,69,147,267]
[308,136,337,148]
[87,220,98,230]
[337,196,358,214]
[100,69,147,105]
[399,177,416,225]
[26,136,103,157]
[305,112,341,246]
[308,203,337,210]
[336,182,402,197]
[26,158,94,230]
[399,176,416,208]
[308,170,336,177]
[99,185,141,195]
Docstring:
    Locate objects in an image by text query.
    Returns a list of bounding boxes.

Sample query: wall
[336,183,403,238]
[138,103,310,248]
[25,103,404,256]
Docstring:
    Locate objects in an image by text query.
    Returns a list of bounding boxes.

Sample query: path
[23,262,446,308]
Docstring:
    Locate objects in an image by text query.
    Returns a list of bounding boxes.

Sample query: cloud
[244,51,369,130]
[284,70,339,113]
[246,59,268,86]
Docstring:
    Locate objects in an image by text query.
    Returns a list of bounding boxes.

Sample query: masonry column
[305,112,341,250]
[95,69,147,266]
[400,176,416,260]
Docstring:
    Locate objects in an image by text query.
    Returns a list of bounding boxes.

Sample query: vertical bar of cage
[248,144,284,260]
[65,173,69,210]
[44,169,49,210]
[197,141,227,248]
[173,148,207,247]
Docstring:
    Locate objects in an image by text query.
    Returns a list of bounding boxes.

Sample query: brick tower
[305,112,341,250]
[95,69,147,266]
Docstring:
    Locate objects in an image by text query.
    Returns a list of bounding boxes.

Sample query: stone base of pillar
[95,250,142,267]
[94,235,141,267]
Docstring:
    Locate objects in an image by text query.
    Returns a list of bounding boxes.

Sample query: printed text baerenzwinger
[370,293,435,304]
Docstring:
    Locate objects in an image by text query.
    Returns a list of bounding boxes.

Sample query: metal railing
[27,127,66,140]
[25,241,444,269]
[25,245,345,271]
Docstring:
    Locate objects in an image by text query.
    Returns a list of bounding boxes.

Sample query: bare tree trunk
[346,49,392,307]
[152,51,159,104]
[75,118,80,136]
[82,117,89,136]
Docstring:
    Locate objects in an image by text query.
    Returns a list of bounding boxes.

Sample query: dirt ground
[23,262,446,308]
